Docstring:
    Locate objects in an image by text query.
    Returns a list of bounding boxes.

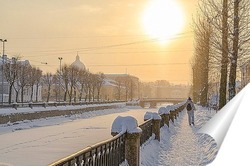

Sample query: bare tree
[35,68,42,102]
[217,0,230,109]
[3,57,20,104]
[123,75,137,101]
[124,76,130,101]
[67,66,79,103]
[61,64,69,102]
[76,69,87,102]
[114,77,125,100]
[228,0,250,99]
[89,73,96,101]
[198,0,250,107]
[192,11,213,106]
[18,63,32,103]
[28,67,42,102]
[95,72,105,101]
[42,72,54,102]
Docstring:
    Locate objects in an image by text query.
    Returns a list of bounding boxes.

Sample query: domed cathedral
[71,53,86,70]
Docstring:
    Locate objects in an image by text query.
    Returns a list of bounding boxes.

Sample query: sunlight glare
[142,0,185,44]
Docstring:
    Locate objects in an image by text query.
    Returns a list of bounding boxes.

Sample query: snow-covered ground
[0,104,217,166]
[0,105,158,166]
[141,106,218,166]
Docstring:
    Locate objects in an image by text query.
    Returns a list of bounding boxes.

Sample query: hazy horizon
[0,0,198,84]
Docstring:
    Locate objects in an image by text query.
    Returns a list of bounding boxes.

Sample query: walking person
[186,97,195,126]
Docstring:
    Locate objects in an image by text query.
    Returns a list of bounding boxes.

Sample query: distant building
[71,54,86,70]
[0,55,8,102]
[102,74,140,101]
[170,84,190,99]
[141,82,190,99]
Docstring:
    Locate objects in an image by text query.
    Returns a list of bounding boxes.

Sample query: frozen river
[0,106,158,166]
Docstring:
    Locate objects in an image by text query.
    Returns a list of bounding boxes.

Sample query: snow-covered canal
[0,106,158,166]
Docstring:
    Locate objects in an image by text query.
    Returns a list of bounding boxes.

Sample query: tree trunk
[97,90,100,101]
[14,88,19,103]
[228,0,239,100]
[79,85,84,101]
[79,92,82,102]
[63,86,67,102]
[88,88,91,102]
[130,81,133,101]
[36,83,39,102]
[85,94,87,101]
[47,84,51,102]
[200,29,210,107]
[8,84,14,104]
[30,85,34,102]
[69,85,73,103]
[219,0,229,110]
[74,87,76,103]
[21,87,24,105]
[92,87,95,101]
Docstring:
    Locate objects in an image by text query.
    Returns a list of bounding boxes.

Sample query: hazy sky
[0,0,198,84]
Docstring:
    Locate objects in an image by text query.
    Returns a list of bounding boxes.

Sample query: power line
[10,32,193,56]
[23,49,194,58]
[7,31,193,40]
[88,63,189,67]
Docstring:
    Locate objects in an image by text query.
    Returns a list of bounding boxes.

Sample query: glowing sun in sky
[142,0,185,44]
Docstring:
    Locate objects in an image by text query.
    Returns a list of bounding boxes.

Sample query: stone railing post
[125,132,141,166]
[174,109,178,119]
[158,107,171,127]
[111,116,142,166]
[152,119,161,141]
[144,112,162,141]
[161,113,170,127]
[170,110,175,122]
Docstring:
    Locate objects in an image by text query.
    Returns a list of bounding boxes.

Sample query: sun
[141,0,184,44]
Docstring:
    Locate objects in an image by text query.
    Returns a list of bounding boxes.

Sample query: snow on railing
[0,100,126,110]
[49,100,187,166]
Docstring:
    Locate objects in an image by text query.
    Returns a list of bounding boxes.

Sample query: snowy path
[141,106,218,166]
[159,111,201,165]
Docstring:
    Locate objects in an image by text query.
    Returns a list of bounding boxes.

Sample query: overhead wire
[8,31,193,57]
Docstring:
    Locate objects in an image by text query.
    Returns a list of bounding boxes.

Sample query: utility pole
[58,57,63,103]
[0,39,7,106]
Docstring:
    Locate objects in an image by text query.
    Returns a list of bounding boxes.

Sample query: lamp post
[58,57,63,103]
[0,39,7,106]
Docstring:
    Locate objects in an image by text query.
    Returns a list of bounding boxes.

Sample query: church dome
[71,55,86,70]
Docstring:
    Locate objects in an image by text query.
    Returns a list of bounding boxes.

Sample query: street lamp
[0,39,7,106]
[58,57,63,103]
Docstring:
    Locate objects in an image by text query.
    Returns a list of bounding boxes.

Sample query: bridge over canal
[139,98,187,108]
